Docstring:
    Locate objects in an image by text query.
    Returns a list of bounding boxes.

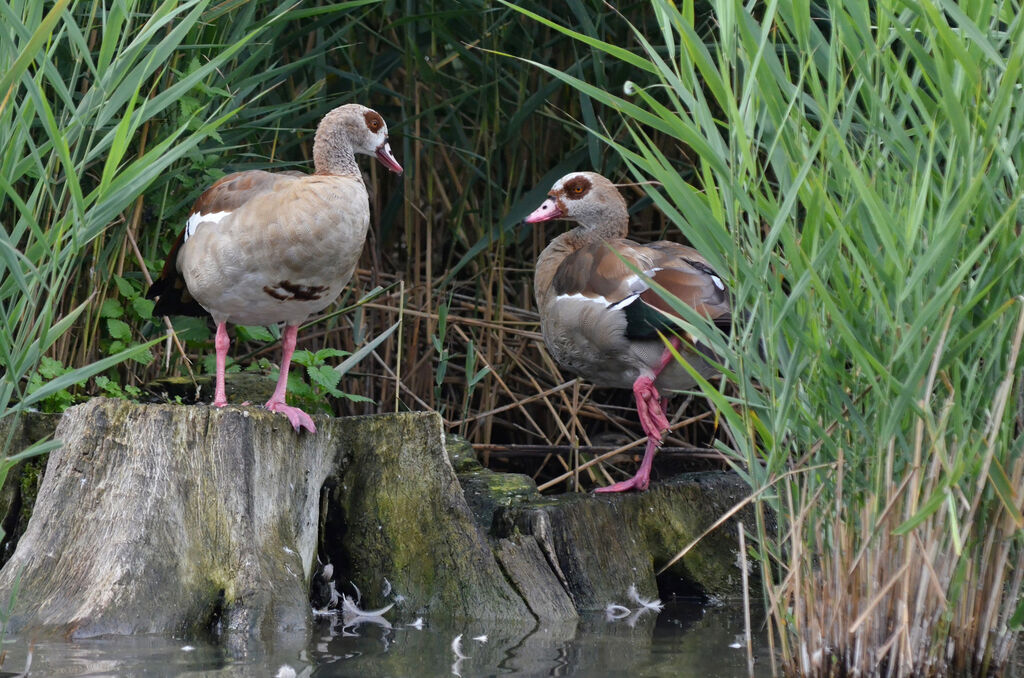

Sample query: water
[0,597,773,677]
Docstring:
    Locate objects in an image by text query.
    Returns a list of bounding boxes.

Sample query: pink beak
[375,141,403,174]
[524,198,562,223]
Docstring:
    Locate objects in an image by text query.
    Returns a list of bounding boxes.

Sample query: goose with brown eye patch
[146,103,403,434]
[524,171,731,493]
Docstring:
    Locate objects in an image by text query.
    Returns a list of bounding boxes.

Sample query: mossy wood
[0,398,754,642]
[0,399,521,639]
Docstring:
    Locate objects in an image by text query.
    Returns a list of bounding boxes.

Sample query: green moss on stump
[329,412,531,620]
[492,472,756,605]
[460,467,539,530]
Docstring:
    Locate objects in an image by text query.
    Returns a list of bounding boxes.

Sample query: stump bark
[0,399,521,639]
[0,398,758,642]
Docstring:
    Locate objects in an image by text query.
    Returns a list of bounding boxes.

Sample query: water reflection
[307,597,768,677]
[0,597,773,677]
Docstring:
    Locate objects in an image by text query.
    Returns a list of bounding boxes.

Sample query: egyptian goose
[147,103,403,433]
[526,172,730,492]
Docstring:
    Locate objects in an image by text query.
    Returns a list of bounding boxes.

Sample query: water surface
[0,598,774,677]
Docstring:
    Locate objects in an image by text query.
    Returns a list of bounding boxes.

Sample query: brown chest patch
[263,280,328,301]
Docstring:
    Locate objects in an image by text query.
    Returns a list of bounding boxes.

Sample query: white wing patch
[557,291,642,311]
[623,267,661,295]
[608,294,640,311]
[555,292,610,306]
[184,210,231,241]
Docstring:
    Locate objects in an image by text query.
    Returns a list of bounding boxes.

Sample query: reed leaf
[504,0,1024,673]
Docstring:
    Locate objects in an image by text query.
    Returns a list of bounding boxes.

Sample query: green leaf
[132,347,154,366]
[1011,598,1024,629]
[235,325,275,343]
[285,372,315,401]
[334,321,400,377]
[290,349,315,368]
[100,298,125,319]
[496,0,659,75]
[37,356,67,380]
[987,457,1024,529]
[106,318,132,341]
[94,376,121,397]
[1,439,62,467]
[308,364,342,394]
[314,348,350,362]
[172,317,211,342]
[0,0,73,119]
[131,296,154,320]
[468,366,491,387]
[18,339,162,411]
[337,392,375,404]
[113,275,138,298]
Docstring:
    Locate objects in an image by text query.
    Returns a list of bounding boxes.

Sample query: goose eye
[364,112,384,132]
[562,177,591,199]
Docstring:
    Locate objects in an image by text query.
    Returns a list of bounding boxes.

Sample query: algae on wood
[0,398,757,642]
[325,415,530,619]
[0,399,527,639]
[489,473,757,606]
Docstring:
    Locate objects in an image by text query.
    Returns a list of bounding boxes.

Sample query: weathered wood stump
[0,398,756,642]
[322,413,529,619]
[494,473,758,606]
[451,437,759,607]
[0,399,521,639]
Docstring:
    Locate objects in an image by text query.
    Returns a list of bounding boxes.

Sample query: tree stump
[0,399,523,640]
[0,398,759,643]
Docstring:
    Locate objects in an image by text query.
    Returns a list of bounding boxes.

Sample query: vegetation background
[2,0,1022,675]
[3,0,708,486]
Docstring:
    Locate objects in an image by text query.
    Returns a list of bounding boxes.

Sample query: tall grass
[6,1,686,485]
[7,2,1020,671]
[0,1,258,460]
[504,0,1024,674]
[0,0,383,488]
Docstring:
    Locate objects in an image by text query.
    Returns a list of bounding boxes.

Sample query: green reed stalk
[0,0,303,473]
[504,0,1024,674]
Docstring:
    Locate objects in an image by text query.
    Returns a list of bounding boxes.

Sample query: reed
[0,0,297,471]
[505,0,1024,674]
[5,1,1021,672]
[4,0,695,488]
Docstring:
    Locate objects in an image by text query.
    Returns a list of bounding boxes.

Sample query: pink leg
[265,324,316,433]
[595,378,666,493]
[653,337,682,374]
[213,322,229,407]
[595,438,657,493]
[596,338,681,493]
[632,375,670,443]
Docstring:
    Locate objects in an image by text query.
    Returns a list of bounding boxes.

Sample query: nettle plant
[288,347,375,413]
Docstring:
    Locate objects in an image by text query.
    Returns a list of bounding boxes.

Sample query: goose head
[313,103,403,176]
[524,171,628,233]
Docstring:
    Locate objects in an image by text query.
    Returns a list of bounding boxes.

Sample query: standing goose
[525,171,730,492]
[147,103,403,433]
